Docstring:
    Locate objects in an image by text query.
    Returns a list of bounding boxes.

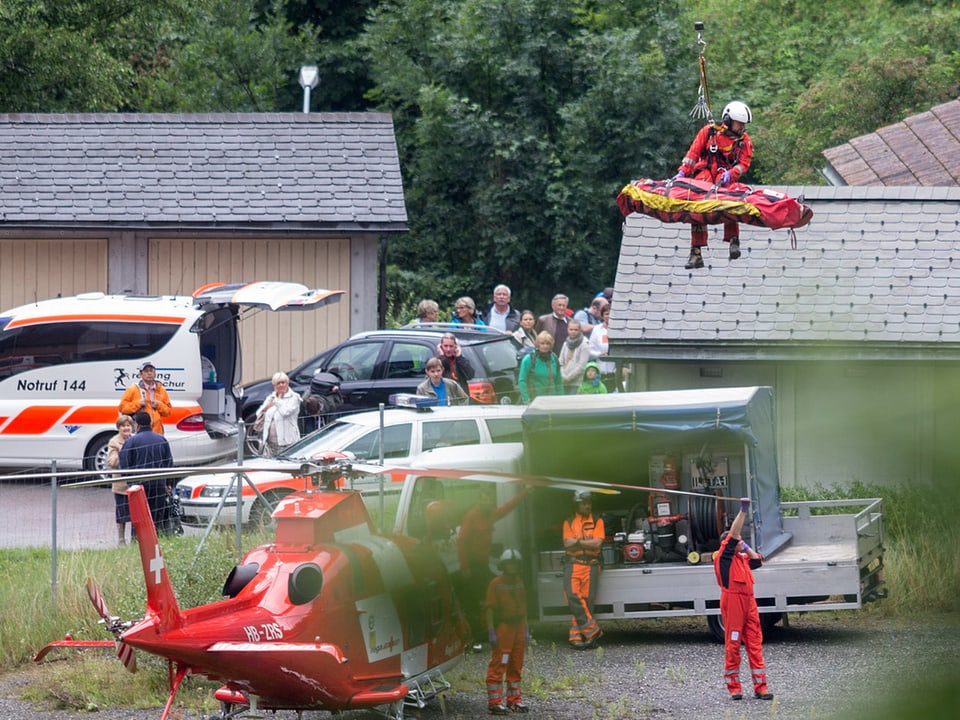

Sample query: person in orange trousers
[713,496,774,701]
[484,549,529,715]
[562,490,605,649]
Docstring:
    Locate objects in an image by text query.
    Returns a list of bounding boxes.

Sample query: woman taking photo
[254,372,302,457]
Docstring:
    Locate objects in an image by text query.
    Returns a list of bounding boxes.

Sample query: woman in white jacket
[255,372,302,457]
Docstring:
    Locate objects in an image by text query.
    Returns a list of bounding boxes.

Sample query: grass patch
[780,480,960,614]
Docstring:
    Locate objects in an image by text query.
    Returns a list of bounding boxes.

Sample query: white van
[0,282,342,471]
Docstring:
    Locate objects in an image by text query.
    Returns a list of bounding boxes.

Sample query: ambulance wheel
[83,433,113,475]
[707,614,725,643]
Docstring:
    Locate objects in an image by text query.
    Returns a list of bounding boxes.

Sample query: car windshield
[276,419,365,458]
[470,337,519,374]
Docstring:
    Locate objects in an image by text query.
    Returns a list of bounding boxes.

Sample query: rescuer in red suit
[713,496,774,701]
[673,100,754,270]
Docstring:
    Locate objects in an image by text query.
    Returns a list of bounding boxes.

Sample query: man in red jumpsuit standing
[562,490,605,649]
[672,100,754,270]
[713,496,774,701]
[485,549,530,715]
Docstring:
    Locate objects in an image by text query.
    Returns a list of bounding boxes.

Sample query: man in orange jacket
[118,360,171,434]
[713,496,774,701]
[562,490,605,649]
[673,100,754,270]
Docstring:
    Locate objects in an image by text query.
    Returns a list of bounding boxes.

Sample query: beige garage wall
[0,239,108,310]
[147,237,351,384]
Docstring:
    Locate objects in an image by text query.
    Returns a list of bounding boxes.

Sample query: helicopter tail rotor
[86,578,138,673]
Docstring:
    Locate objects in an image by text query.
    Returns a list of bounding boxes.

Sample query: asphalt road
[0,480,201,550]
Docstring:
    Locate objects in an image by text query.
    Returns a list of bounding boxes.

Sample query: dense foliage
[1,0,957,313]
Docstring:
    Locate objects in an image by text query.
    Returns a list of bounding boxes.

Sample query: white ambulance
[0,282,342,471]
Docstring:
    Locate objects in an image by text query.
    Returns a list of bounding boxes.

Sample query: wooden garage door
[147,237,351,384]
[0,238,108,310]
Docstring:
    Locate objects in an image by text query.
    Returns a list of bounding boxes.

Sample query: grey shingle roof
[0,113,407,230]
[611,185,960,361]
[822,98,960,186]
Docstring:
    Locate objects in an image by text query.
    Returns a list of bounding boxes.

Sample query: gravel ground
[2,612,958,720]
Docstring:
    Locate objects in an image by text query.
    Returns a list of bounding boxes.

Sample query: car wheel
[249,489,292,530]
[83,433,114,475]
[242,413,264,457]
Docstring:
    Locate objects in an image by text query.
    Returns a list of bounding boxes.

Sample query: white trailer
[521,387,885,640]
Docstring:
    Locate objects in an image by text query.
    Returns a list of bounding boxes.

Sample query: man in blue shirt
[416,357,468,406]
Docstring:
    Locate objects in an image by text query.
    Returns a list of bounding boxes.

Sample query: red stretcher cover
[617,177,813,230]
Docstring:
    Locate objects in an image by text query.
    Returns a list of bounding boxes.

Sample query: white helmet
[499,548,522,567]
[722,101,752,125]
[573,489,592,504]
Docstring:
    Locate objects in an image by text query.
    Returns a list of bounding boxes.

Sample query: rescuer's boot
[684,247,704,269]
[507,702,530,713]
[729,238,741,260]
[754,692,774,700]
[730,693,743,701]
[489,705,510,715]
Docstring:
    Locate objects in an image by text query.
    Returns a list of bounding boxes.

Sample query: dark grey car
[240,324,521,427]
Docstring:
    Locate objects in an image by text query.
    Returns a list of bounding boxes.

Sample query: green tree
[680,0,960,183]
[139,0,321,112]
[0,0,189,111]
[280,0,380,111]
[363,0,688,311]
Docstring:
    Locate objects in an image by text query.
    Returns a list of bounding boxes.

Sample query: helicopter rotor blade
[86,578,137,673]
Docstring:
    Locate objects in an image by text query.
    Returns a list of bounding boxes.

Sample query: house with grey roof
[610,185,960,488]
[0,113,407,382]
[821,97,960,186]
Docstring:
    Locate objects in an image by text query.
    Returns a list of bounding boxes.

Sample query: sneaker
[470,643,484,653]
[684,249,704,269]
[730,693,743,701]
[754,691,774,700]
[489,705,510,715]
[729,238,741,260]
[507,702,530,713]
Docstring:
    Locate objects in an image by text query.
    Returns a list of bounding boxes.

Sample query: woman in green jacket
[518,331,563,403]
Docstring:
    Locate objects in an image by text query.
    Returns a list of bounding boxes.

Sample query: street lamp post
[298,65,319,114]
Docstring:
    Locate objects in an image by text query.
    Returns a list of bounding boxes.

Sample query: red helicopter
[36,458,470,720]
[34,455,737,720]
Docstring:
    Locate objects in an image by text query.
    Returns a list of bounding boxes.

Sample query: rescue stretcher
[617,177,813,230]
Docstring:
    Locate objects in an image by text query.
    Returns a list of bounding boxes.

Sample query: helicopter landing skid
[403,667,452,710]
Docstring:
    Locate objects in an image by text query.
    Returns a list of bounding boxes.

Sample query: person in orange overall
[458,486,527,652]
[118,360,172,434]
[713,496,774,701]
[562,490,605,649]
[672,100,754,270]
[484,549,530,715]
